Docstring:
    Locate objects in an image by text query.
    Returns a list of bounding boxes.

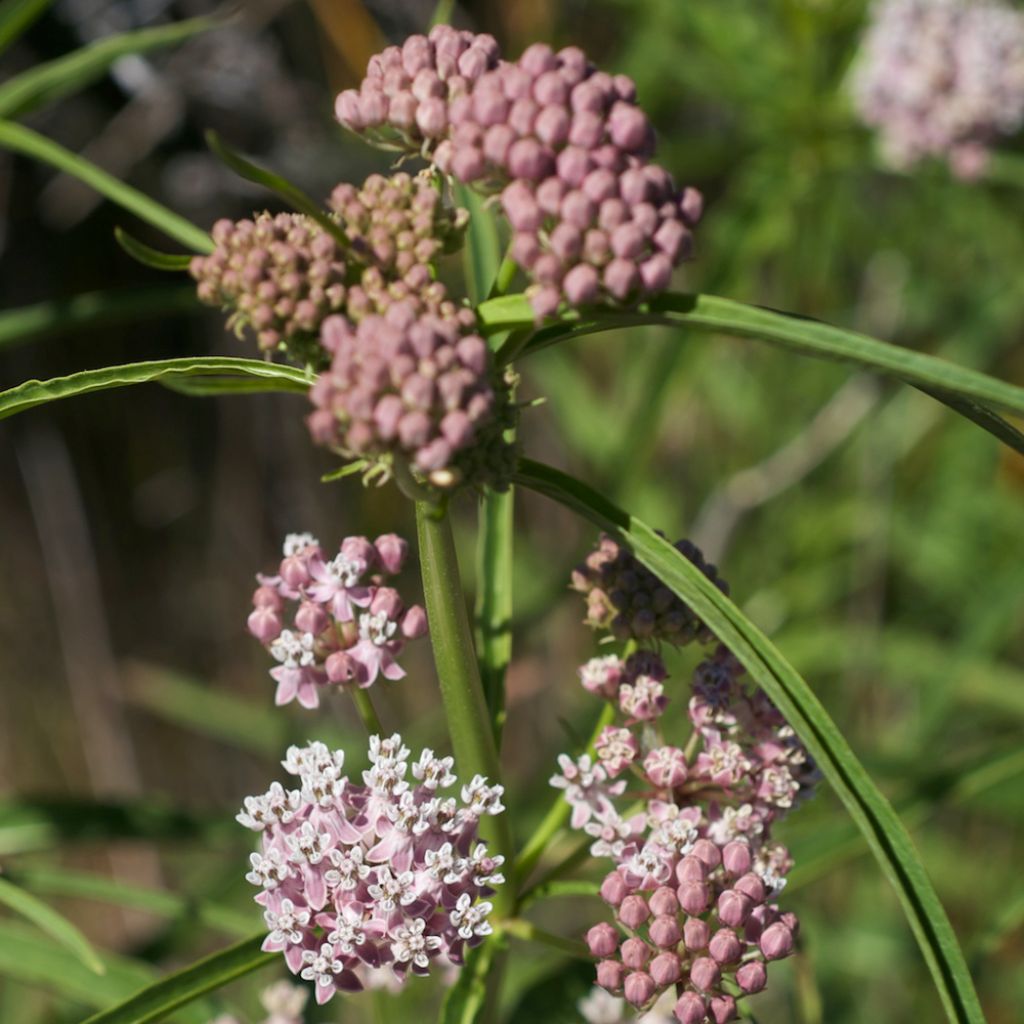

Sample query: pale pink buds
[620,937,652,971]
[759,921,794,961]
[674,991,707,1024]
[717,889,753,928]
[649,915,682,949]
[618,894,650,930]
[692,838,723,870]
[735,960,767,994]
[623,970,656,1008]
[248,606,283,643]
[649,951,681,987]
[600,870,629,906]
[648,886,679,917]
[596,958,624,992]
[676,855,707,884]
[643,746,688,788]
[677,882,709,917]
[734,872,766,904]
[586,922,619,958]
[721,840,752,877]
[710,994,738,1023]
[401,605,428,639]
[708,928,742,964]
[683,916,711,951]
[690,955,721,991]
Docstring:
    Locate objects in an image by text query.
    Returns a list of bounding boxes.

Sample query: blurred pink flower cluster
[239,736,505,1003]
[247,532,426,708]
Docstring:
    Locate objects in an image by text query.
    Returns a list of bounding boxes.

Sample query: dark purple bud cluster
[336,28,703,319]
[571,534,726,645]
[328,171,468,279]
[190,213,347,362]
[307,299,510,486]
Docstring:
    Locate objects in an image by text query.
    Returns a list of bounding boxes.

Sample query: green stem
[349,687,384,737]
[514,702,615,890]
[489,253,518,298]
[415,500,515,919]
[499,918,590,961]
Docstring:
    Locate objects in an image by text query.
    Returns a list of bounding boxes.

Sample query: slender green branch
[498,918,590,961]
[515,702,615,889]
[415,500,515,918]
[349,687,384,737]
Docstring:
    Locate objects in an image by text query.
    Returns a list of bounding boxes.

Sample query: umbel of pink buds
[572,534,726,645]
[335,27,704,318]
[239,736,506,1003]
[248,532,427,708]
[190,213,347,361]
[851,0,1024,179]
[307,299,515,486]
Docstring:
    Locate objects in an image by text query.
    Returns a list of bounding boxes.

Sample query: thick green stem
[415,500,515,919]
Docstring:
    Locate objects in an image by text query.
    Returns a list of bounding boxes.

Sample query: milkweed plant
[1,3,1023,1024]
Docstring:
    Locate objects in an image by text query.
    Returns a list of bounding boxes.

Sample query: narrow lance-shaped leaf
[0,0,51,55]
[0,356,310,420]
[79,934,274,1024]
[0,875,105,975]
[513,458,987,1024]
[115,228,195,271]
[477,291,1024,456]
[0,15,217,118]
[0,120,212,252]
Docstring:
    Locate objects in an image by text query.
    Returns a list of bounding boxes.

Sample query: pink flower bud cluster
[209,980,313,1024]
[190,213,347,361]
[335,28,703,318]
[572,534,726,646]
[239,736,506,1004]
[247,532,427,708]
[851,0,1024,179]
[328,171,468,279]
[307,298,514,484]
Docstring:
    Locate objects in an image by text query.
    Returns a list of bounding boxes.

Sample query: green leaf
[0,356,310,420]
[513,458,987,1024]
[476,291,1024,456]
[0,0,51,54]
[0,285,199,352]
[439,941,497,1024]
[0,119,212,252]
[456,183,501,305]
[8,865,253,939]
[159,376,309,398]
[115,228,194,271]
[0,875,105,975]
[506,959,595,1024]
[0,16,216,119]
[79,934,274,1024]
[204,131,348,248]
[321,459,369,483]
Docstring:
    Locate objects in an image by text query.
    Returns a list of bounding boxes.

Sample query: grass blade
[514,458,987,1024]
[0,119,212,252]
[476,292,1024,455]
[79,934,273,1024]
[115,227,194,271]
[0,15,216,118]
[0,0,51,54]
[0,874,105,974]
[0,285,198,351]
[0,356,309,419]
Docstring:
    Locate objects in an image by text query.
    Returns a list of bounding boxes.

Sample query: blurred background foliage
[0,0,1022,1021]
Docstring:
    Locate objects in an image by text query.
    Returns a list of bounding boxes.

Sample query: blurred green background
[0,0,1022,1021]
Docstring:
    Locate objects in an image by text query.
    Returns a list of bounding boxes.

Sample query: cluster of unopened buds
[335,26,703,318]
[247,532,426,708]
[210,980,318,1024]
[239,736,506,1003]
[553,536,819,1022]
[851,0,1024,179]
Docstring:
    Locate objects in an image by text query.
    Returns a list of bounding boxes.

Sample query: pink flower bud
[295,601,329,635]
[692,839,722,871]
[401,604,427,639]
[609,102,651,151]
[674,991,707,1024]
[721,841,751,877]
[603,258,639,300]
[643,746,688,788]
[508,139,554,181]
[649,914,682,949]
[759,922,794,961]
[369,586,403,620]
[649,886,679,917]
[373,534,408,574]
[676,855,707,884]
[596,958,624,993]
[586,922,619,958]
[710,995,738,1023]
[743,905,774,944]
[621,936,652,970]
[708,928,742,964]
[639,254,673,293]
[623,970,656,1008]
[340,535,376,570]
[735,960,767,994]
[733,873,766,905]
[690,955,721,991]
[556,146,593,187]
[535,105,570,147]
[600,870,629,906]
[280,555,311,589]
[717,889,753,929]
[335,89,363,128]
[247,606,282,643]
[325,650,358,683]
[780,911,800,937]
[618,894,650,930]
[451,147,486,182]
[650,951,682,987]
[528,285,561,320]
[683,916,711,950]
[252,584,283,609]
[415,97,448,136]
[680,186,704,226]
[677,882,709,917]
[563,263,600,305]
